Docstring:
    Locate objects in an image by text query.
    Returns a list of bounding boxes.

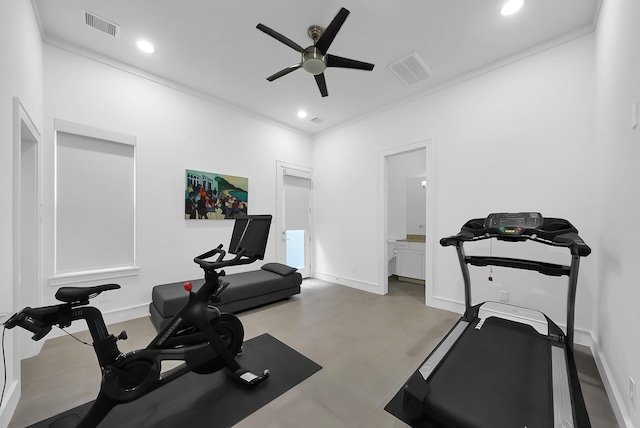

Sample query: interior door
[283,171,311,278]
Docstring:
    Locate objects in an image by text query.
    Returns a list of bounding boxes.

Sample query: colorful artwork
[185,169,248,220]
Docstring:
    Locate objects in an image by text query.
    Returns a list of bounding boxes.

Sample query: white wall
[313,33,596,338]
[41,44,313,321]
[594,0,640,425]
[9,3,636,425]
[0,1,43,424]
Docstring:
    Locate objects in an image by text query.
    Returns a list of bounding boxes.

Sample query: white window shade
[53,120,137,283]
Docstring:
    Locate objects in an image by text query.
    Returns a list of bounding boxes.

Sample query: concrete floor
[9,278,617,427]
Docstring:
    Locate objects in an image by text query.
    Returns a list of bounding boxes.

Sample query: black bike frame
[6,252,262,428]
[5,214,273,427]
[76,265,245,427]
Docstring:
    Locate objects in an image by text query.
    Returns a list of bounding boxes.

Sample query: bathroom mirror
[406,176,426,237]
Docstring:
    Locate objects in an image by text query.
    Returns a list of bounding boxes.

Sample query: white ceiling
[32,0,599,135]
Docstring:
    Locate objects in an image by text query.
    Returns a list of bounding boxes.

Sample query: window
[51,120,138,285]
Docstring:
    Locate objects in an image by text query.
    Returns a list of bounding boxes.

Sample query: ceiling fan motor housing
[302,47,326,75]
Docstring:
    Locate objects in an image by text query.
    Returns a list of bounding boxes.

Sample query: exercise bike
[4,214,272,428]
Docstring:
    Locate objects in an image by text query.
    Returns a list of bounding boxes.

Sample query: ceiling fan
[256,7,375,97]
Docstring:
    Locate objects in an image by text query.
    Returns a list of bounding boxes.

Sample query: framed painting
[185,169,248,220]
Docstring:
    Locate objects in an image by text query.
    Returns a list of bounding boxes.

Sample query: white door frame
[276,160,313,277]
[12,97,42,360]
[379,139,436,303]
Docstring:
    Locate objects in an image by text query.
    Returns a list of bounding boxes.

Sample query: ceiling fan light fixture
[302,47,326,75]
[501,0,524,16]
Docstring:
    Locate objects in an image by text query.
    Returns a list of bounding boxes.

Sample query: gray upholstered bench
[148,262,302,331]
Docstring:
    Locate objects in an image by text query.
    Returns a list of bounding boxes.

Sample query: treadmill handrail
[440,217,591,257]
[466,255,571,277]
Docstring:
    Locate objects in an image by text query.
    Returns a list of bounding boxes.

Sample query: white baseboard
[0,380,20,428]
[312,271,384,295]
[102,303,151,326]
[573,328,593,349]
[427,294,465,315]
[590,335,634,428]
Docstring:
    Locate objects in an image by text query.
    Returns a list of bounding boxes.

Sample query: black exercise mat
[30,333,321,428]
[385,387,414,426]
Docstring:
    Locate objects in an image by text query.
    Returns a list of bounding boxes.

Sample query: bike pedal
[239,369,270,385]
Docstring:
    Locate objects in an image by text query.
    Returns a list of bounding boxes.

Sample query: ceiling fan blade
[327,54,375,71]
[314,73,328,97]
[267,63,302,81]
[315,7,350,53]
[256,23,304,53]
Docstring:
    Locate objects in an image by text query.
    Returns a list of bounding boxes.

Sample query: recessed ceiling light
[297,110,308,119]
[137,40,155,54]
[501,0,524,16]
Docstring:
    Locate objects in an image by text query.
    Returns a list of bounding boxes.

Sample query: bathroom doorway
[379,140,434,304]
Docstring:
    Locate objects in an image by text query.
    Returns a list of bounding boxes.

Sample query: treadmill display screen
[500,217,525,227]
[484,212,544,234]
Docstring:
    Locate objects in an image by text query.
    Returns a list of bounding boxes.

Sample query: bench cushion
[150,263,301,321]
[261,262,298,276]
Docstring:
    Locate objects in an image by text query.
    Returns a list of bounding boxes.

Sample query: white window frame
[50,119,139,286]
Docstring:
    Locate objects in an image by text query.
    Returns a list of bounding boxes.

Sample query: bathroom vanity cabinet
[396,240,425,282]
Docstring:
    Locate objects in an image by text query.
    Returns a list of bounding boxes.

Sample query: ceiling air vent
[81,9,121,39]
[310,116,324,124]
[388,52,433,86]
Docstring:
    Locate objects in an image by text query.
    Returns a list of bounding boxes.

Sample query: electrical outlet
[499,290,509,302]
[631,377,637,409]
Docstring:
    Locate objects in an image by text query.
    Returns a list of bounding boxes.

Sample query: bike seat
[55,284,121,303]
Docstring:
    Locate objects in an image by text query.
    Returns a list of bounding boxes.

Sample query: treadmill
[398,212,591,427]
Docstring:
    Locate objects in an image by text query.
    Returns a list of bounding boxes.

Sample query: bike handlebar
[193,245,257,271]
[195,244,225,262]
[4,308,53,341]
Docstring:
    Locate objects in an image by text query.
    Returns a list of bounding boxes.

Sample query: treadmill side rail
[402,319,470,421]
[552,345,575,428]
[419,320,469,380]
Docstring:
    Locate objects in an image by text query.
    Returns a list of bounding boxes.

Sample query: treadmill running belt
[422,317,552,427]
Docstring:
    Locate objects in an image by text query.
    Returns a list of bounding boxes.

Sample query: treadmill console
[484,212,543,235]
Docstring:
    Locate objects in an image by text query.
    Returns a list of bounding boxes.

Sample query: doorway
[379,140,434,303]
[13,98,41,360]
[276,161,312,278]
